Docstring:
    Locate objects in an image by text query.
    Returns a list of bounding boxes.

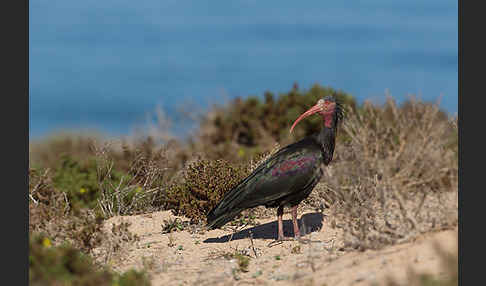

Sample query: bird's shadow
[203,212,324,243]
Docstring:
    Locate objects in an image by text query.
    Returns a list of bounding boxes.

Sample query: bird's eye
[318,99,324,105]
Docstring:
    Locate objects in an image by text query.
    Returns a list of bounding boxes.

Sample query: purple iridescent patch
[271,156,317,177]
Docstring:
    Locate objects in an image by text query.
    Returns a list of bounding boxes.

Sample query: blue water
[29,0,458,140]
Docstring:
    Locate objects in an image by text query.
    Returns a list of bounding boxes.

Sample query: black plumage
[207,96,344,242]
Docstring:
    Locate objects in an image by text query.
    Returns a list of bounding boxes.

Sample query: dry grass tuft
[94,141,170,217]
[29,167,106,254]
[312,96,458,250]
[30,147,148,263]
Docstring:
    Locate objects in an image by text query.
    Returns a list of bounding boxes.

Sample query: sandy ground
[101,210,457,286]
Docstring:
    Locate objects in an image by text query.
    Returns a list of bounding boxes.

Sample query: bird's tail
[206,160,270,229]
[206,207,243,229]
[206,179,255,229]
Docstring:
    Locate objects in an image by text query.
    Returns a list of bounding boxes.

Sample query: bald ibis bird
[206,96,344,243]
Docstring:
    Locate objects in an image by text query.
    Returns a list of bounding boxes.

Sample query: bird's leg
[291,205,313,244]
[277,205,292,240]
[277,205,284,239]
[291,205,301,238]
[268,206,293,247]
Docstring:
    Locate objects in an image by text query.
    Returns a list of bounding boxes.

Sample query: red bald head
[290,97,338,133]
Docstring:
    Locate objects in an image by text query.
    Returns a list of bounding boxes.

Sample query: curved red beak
[289,103,322,133]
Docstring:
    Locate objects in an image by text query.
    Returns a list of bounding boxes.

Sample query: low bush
[163,145,279,224]
[318,96,458,250]
[51,155,121,211]
[165,159,250,223]
[29,233,150,286]
[193,83,357,162]
[29,160,131,254]
[94,142,170,217]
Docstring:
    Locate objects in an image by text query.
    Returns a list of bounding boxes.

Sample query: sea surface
[29,0,458,140]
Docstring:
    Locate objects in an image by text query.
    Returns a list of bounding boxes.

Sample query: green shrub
[29,233,111,286]
[51,154,133,213]
[30,139,172,220]
[49,150,166,216]
[195,84,357,162]
[94,143,171,217]
[29,165,134,254]
[165,159,251,223]
[51,155,103,211]
[114,269,151,286]
[29,233,150,286]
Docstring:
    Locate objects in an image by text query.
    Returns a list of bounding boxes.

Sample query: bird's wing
[217,139,322,210]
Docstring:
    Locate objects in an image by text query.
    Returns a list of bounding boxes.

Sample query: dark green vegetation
[194,85,356,161]
[165,159,250,223]
[29,84,458,284]
[30,233,150,286]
